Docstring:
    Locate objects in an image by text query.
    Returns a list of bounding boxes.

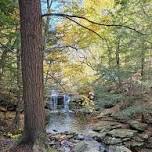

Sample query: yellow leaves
[84,0,114,9]
[7,132,22,141]
[11,8,19,23]
[56,0,115,47]
[47,51,68,63]
[63,63,84,77]
[43,51,69,76]
[80,95,95,112]
[84,0,114,16]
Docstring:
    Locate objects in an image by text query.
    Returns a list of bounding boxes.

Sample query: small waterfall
[63,95,70,112]
[50,90,70,112]
[50,90,58,111]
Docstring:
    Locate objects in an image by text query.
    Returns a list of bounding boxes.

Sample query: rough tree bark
[18,0,45,144]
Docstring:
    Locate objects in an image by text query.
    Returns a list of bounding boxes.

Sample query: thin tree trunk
[43,0,52,86]
[18,0,45,144]
[13,48,22,129]
[0,49,7,81]
[141,49,145,80]
[105,39,112,68]
[115,38,121,88]
[0,39,12,81]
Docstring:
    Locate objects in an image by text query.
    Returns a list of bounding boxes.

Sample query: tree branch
[42,13,146,35]
[66,17,105,40]
[0,42,14,53]
[45,45,80,52]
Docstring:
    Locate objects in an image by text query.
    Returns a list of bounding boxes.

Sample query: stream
[46,112,93,134]
[46,111,107,152]
[46,90,108,152]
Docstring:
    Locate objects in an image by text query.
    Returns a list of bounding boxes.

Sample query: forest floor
[0,119,14,152]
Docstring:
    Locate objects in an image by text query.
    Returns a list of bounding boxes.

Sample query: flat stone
[93,122,121,133]
[0,107,7,112]
[108,129,137,138]
[93,125,112,132]
[129,120,147,132]
[87,131,106,142]
[73,141,88,152]
[66,134,74,139]
[131,141,144,147]
[75,134,85,140]
[109,146,132,152]
[133,136,144,142]
[122,138,131,142]
[139,133,149,140]
[103,136,122,145]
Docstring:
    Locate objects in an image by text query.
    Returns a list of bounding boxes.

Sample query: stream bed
[46,111,108,152]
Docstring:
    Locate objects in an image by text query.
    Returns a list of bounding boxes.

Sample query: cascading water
[50,90,58,111]
[50,90,70,112]
[63,95,70,112]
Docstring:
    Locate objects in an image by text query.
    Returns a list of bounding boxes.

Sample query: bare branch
[45,45,80,52]
[48,74,66,91]
[42,13,146,35]
[66,17,104,40]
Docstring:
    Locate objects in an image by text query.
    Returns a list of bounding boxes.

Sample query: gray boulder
[108,129,137,138]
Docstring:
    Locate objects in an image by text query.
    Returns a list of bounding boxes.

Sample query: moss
[114,105,145,120]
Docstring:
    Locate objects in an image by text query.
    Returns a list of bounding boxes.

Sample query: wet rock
[108,129,137,138]
[48,140,55,146]
[93,122,122,134]
[93,125,112,133]
[111,124,122,130]
[131,141,144,148]
[123,137,144,149]
[103,137,122,145]
[50,133,67,141]
[139,148,152,152]
[109,146,132,152]
[122,138,131,142]
[129,120,147,132]
[138,133,149,140]
[142,112,152,124]
[61,140,73,147]
[73,141,88,152]
[133,136,144,143]
[0,106,7,112]
[66,134,75,139]
[145,137,152,149]
[100,146,107,152]
[75,134,85,140]
[87,131,106,142]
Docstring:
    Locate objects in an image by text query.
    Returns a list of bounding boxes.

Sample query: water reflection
[46,112,93,134]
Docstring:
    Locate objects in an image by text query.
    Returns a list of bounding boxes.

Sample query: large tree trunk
[18,0,45,144]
